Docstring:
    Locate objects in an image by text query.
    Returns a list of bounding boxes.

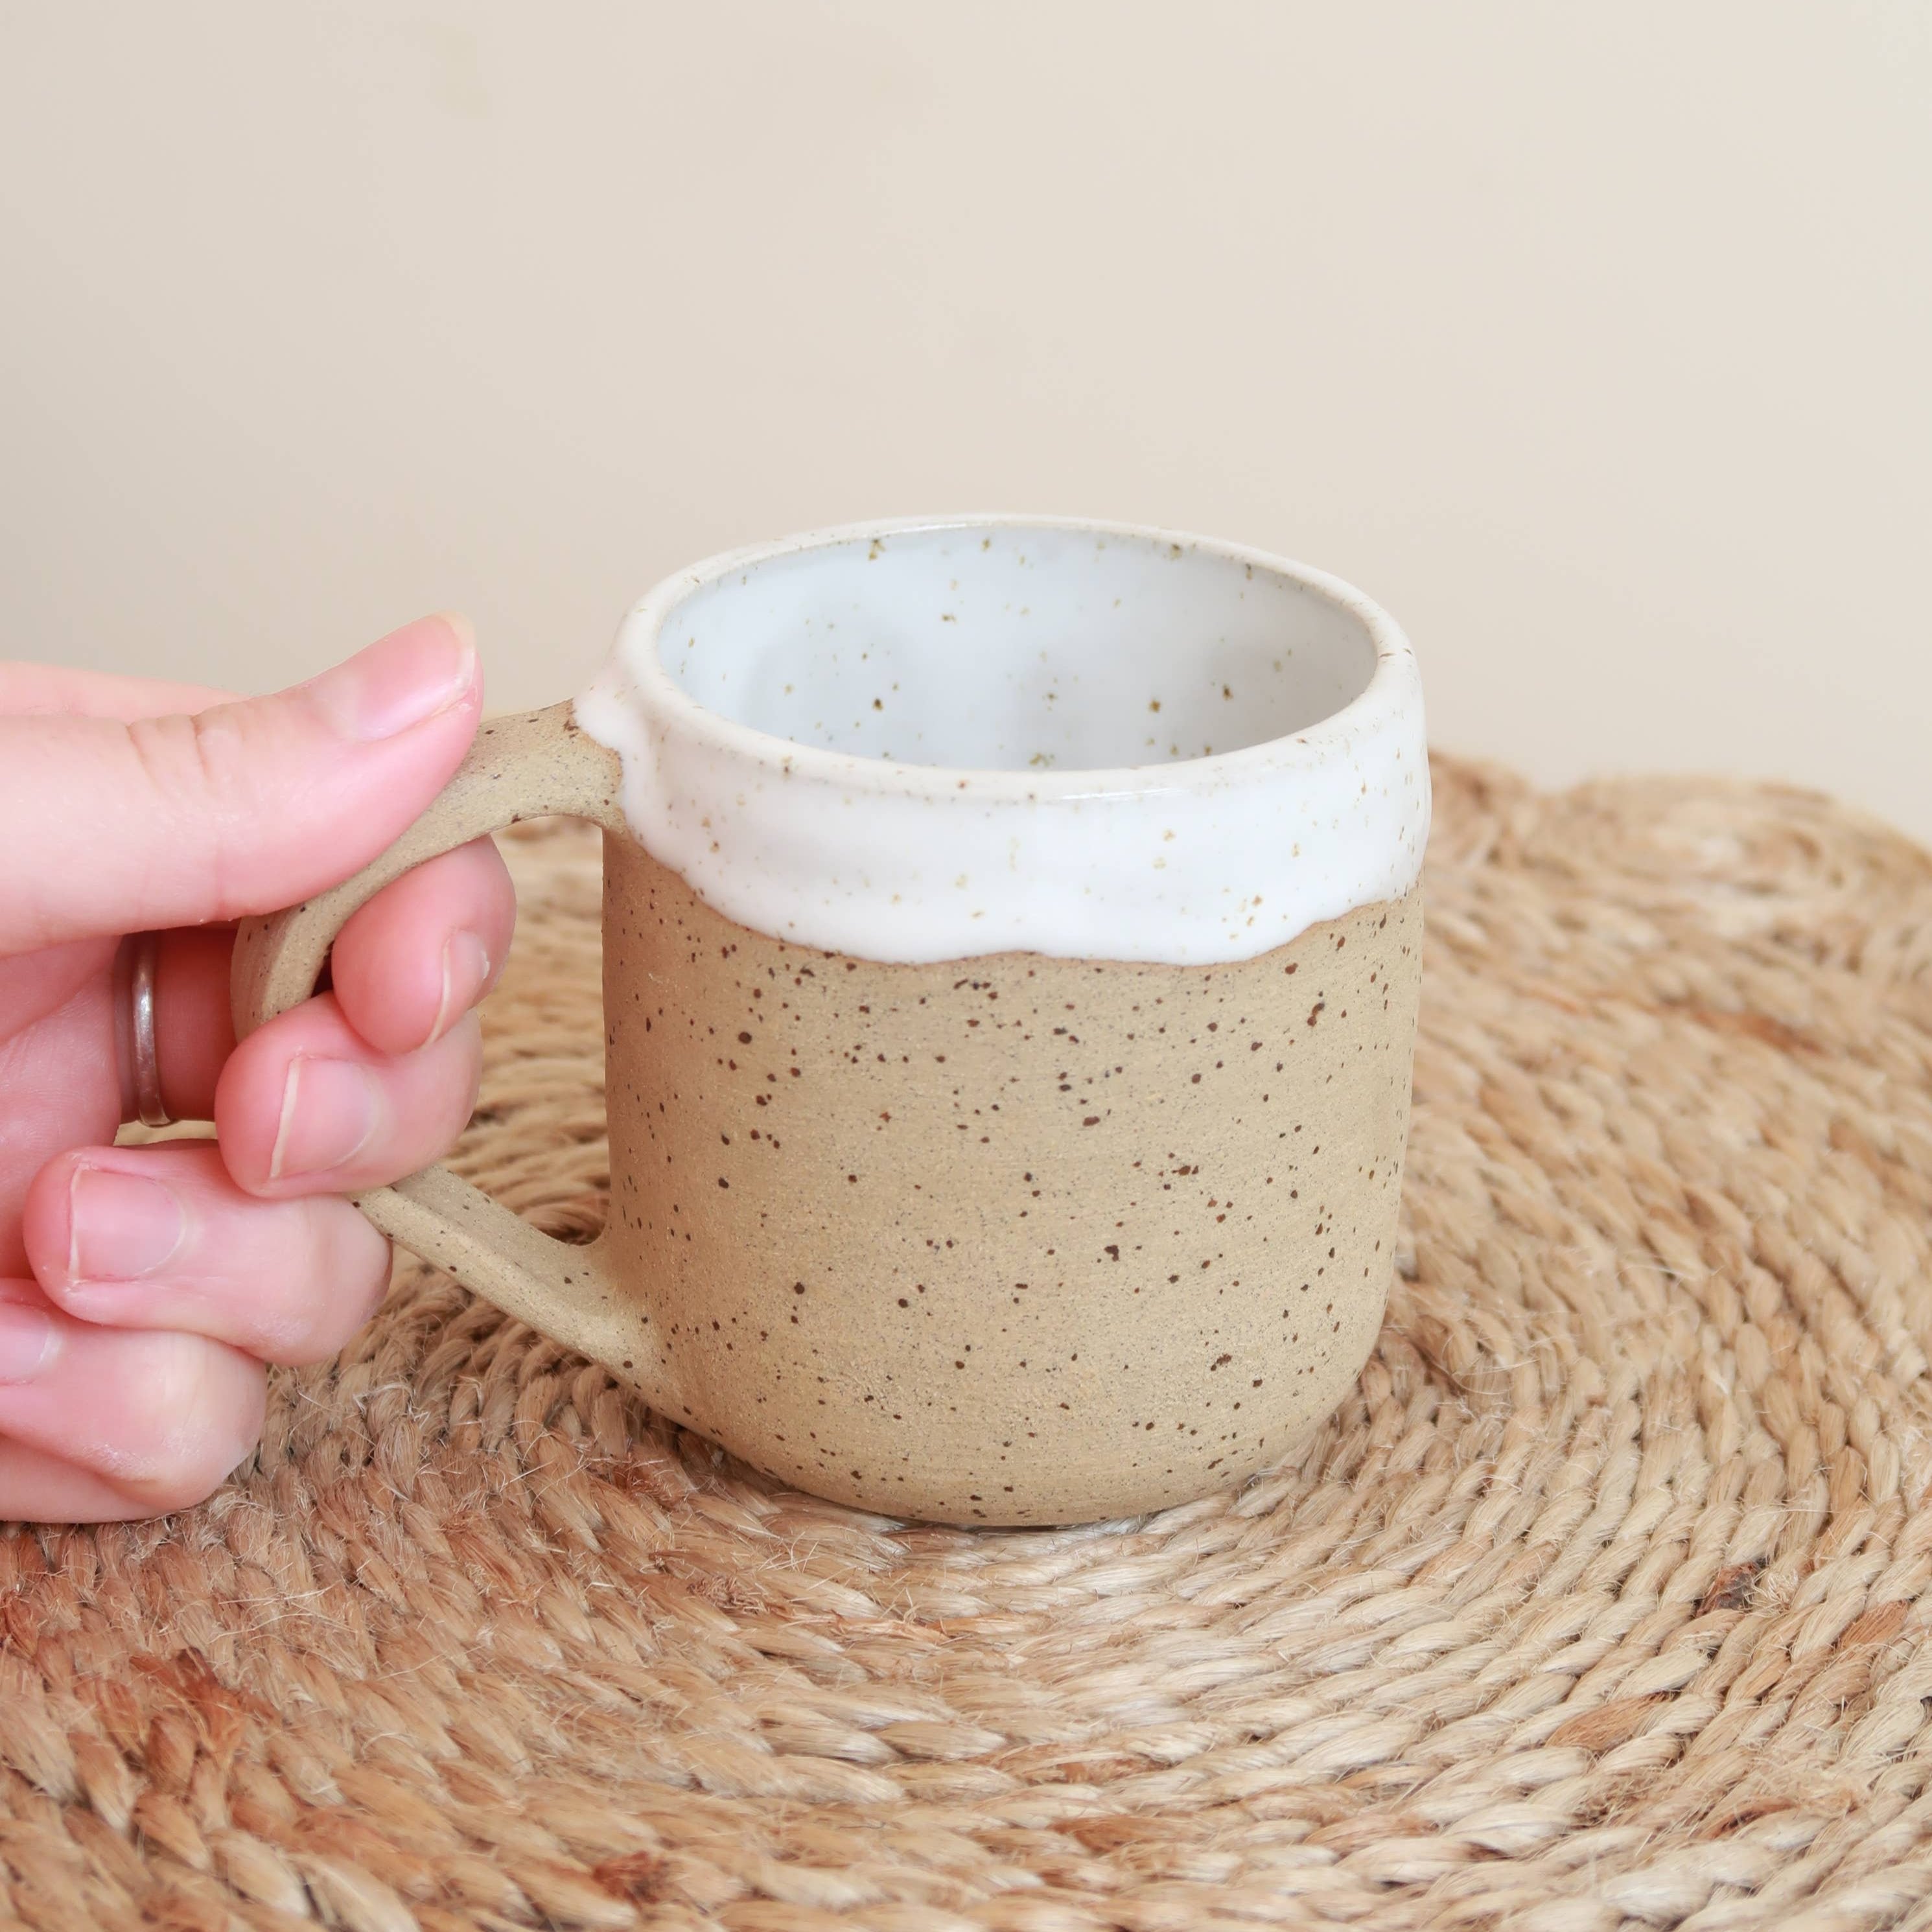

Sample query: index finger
[0,618,481,955]
[0,662,235,722]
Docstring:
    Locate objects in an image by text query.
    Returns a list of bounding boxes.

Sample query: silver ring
[127,932,170,1129]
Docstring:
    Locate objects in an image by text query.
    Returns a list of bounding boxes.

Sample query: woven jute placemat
[6,756,1932,1932]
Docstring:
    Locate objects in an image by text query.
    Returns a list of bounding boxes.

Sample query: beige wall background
[3,2,1927,843]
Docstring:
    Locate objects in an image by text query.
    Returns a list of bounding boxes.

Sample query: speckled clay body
[602,844,1421,1522]
[235,517,1431,1526]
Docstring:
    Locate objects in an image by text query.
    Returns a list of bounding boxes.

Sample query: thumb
[0,616,483,953]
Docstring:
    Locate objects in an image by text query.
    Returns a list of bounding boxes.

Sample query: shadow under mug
[233,518,1429,1526]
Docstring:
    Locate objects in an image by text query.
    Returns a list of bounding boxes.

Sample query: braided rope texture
[5,756,1932,1932]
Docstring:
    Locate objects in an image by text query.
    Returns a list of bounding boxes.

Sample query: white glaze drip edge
[574,518,1429,966]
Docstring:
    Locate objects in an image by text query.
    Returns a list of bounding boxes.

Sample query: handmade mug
[234,518,1428,1525]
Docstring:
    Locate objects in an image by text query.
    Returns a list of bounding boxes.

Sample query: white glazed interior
[660,524,1376,771]
[575,517,1428,965]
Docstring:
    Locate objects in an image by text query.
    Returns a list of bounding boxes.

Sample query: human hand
[1,617,515,1520]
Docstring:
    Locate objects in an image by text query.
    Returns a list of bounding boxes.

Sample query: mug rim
[614,514,1419,803]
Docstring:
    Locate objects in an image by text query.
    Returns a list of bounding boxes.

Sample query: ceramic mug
[233,517,1429,1525]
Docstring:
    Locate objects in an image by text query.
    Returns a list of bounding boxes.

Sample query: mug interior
[658,524,1378,773]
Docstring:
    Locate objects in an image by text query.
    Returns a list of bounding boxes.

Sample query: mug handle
[229,702,665,1392]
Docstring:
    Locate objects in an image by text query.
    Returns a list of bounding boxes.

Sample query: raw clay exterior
[598,837,1423,1524]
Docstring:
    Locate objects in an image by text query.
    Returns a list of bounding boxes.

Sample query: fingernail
[268,1056,382,1181]
[69,1166,186,1282]
[0,1305,57,1384]
[305,614,478,742]
[429,930,493,1044]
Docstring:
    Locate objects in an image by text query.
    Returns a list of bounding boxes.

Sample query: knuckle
[337,1229,396,1336]
[422,1040,485,1159]
[125,708,254,811]
[106,1333,264,1511]
[269,1206,390,1365]
[124,710,260,918]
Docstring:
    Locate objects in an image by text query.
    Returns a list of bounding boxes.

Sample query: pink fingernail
[430,930,493,1043]
[0,1304,57,1384]
[69,1166,186,1281]
[268,1056,382,1180]
[304,614,478,742]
